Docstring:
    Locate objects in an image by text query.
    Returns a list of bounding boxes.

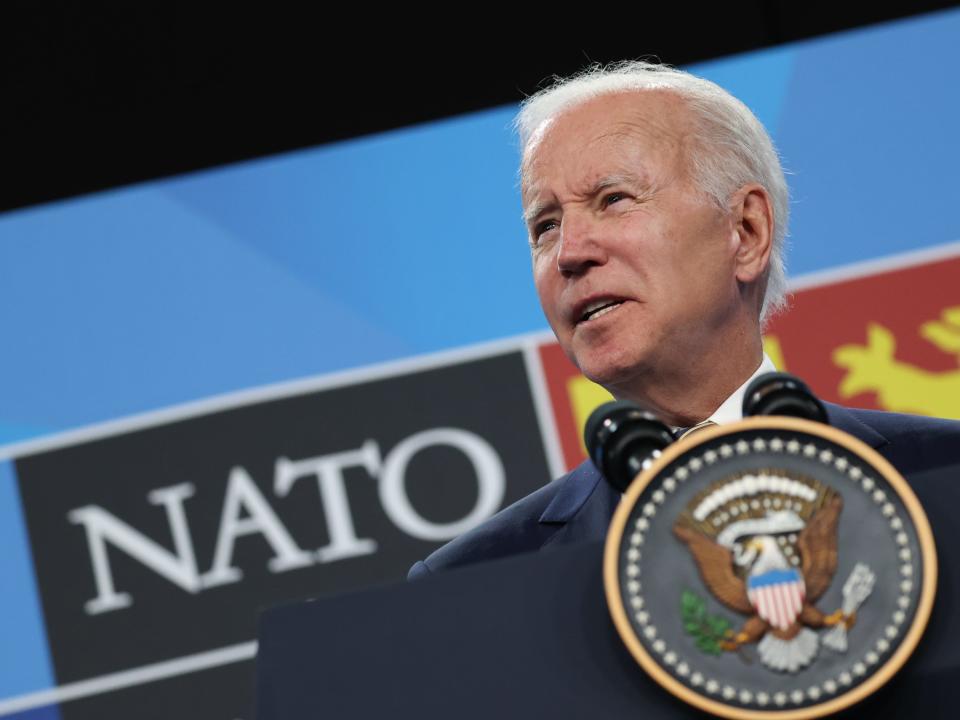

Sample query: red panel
[766,254,960,413]
[537,342,588,471]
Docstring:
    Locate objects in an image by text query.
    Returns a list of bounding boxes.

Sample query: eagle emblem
[604,420,935,716]
[674,474,875,673]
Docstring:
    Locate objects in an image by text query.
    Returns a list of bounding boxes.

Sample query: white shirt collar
[618,354,777,496]
[705,353,778,426]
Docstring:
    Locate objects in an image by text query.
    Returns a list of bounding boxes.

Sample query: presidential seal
[602,415,936,720]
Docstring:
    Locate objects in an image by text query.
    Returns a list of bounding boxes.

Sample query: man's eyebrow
[523,198,558,226]
[522,173,642,226]
[589,173,640,195]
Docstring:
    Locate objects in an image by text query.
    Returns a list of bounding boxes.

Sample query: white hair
[515,60,790,325]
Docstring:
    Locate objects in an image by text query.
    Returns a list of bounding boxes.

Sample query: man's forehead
[520,91,690,204]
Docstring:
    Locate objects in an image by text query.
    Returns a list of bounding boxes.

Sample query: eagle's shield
[747,568,806,631]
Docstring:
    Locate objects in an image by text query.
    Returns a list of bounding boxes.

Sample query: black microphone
[584,400,674,492]
[742,371,828,423]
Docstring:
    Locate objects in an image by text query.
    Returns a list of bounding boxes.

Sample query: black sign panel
[62,660,255,720]
[16,351,551,717]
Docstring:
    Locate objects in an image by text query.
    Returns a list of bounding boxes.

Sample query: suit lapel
[824,401,888,450]
[538,460,618,548]
[536,403,889,551]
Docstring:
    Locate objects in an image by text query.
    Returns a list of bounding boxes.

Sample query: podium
[257,461,960,718]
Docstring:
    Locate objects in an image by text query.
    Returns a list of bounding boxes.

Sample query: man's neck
[611,348,768,428]
[702,353,776,425]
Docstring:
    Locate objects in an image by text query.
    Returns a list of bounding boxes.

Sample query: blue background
[2,11,959,445]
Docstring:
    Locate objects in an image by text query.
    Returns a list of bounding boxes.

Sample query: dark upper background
[4,3,959,215]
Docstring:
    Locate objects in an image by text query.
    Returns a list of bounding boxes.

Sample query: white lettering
[68,483,201,615]
[379,428,505,541]
[69,428,507,613]
[201,467,314,588]
[274,441,379,563]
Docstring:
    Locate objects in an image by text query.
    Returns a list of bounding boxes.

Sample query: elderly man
[409,61,960,579]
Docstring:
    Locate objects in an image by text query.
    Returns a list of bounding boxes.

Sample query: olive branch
[680,589,731,656]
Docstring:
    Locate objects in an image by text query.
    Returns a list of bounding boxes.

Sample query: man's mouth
[579,299,625,323]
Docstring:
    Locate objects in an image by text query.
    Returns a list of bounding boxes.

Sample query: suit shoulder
[841,405,960,438]
[837,405,960,472]
[411,472,571,577]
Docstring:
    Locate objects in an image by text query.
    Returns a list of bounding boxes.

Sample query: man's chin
[575,357,646,394]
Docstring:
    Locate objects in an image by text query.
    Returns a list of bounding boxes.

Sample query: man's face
[522,91,742,395]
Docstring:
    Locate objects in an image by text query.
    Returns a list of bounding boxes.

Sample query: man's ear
[730,184,774,284]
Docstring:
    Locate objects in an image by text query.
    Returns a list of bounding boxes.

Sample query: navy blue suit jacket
[409,404,960,579]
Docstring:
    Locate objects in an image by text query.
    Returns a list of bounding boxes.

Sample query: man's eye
[535,219,558,237]
[603,192,627,207]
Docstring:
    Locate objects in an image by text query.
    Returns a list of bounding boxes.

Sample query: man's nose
[556,212,607,275]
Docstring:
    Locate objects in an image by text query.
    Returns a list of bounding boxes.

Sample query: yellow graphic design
[568,375,614,455]
[833,306,960,420]
[762,335,786,371]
